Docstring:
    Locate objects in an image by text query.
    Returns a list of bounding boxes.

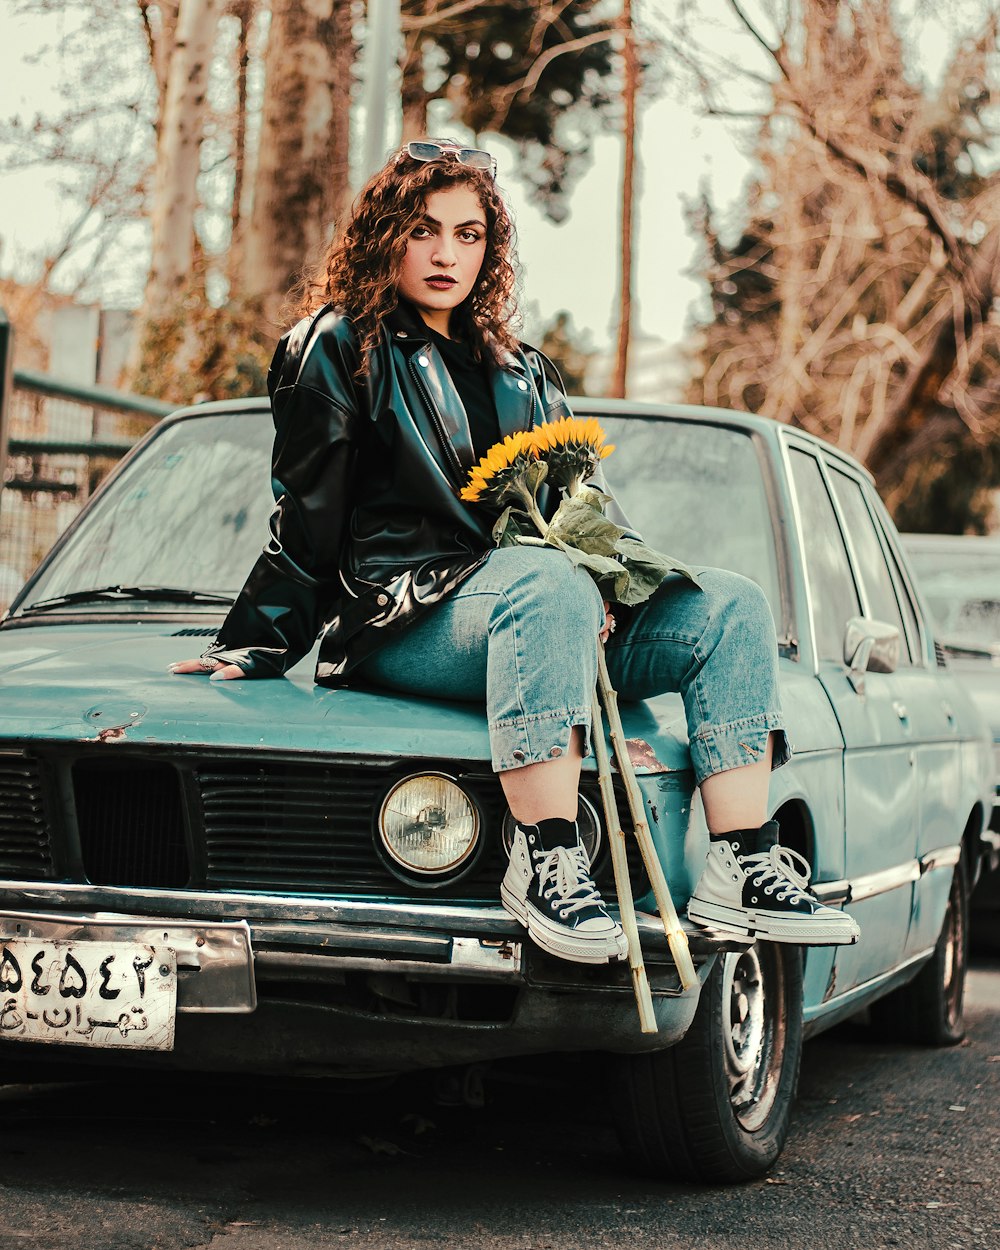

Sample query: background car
[902,532,1000,943]
[0,399,992,1184]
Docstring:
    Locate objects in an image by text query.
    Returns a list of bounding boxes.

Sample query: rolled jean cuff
[491,708,592,774]
[689,715,791,784]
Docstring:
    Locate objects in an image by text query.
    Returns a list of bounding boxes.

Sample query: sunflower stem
[596,646,697,992]
[591,690,657,1034]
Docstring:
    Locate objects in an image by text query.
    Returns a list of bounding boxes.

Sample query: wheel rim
[721,945,787,1132]
[942,871,967,1032]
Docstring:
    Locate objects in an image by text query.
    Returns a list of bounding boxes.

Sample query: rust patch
[97,726,128,743]
[625,737,669,774]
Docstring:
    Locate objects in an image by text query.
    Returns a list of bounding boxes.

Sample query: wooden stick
[597,647,698,992]
[590,692,657,1034]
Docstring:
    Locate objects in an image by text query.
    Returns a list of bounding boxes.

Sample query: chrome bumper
[0,883,747,1014]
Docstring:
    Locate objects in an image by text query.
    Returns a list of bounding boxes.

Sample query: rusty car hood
[0,622,693,770]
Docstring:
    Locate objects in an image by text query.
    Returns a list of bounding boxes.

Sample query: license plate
[0,939,177,1051]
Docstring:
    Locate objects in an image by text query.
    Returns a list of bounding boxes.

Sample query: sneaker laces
[533,844,604,916]
[739,844,813,903]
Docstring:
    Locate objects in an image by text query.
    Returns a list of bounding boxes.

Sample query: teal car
[0,399,991,1183]
[901,533,1000,935]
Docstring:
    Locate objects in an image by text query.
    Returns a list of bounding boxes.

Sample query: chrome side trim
[919,845,962,873]
[812,846,960,907]
[849,861,921,902]
[811,879,851,906]
[811,864,918,906]
[0,912,256,1013]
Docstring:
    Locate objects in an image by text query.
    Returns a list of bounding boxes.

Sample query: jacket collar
[385,302,537,481]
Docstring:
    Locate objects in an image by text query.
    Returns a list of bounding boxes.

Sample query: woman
[171,140,859,963]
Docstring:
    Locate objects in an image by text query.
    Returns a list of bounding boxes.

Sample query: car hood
[0,623,693,770]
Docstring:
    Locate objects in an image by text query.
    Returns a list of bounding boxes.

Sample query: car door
[787,443,916,992]
[828,468,965,959]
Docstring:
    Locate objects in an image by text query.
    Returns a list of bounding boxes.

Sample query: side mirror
[844,616,900,693]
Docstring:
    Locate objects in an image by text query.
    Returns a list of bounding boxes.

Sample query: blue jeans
[356,546,790,782]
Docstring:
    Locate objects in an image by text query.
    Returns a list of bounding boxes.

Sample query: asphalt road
[0,958,998,1250]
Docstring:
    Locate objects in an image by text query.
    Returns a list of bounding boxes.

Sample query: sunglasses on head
[401,141,498,178]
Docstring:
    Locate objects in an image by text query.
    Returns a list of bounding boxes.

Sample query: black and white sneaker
[687,821,860,946]
[500,818,629,964]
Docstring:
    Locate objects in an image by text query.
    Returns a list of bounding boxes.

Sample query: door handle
[892,700,909,722]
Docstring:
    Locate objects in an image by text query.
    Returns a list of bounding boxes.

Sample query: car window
[828,468,913,666]
[906,543,1000,648]
[599,417,782,627]
[788,447,861,664]
[18,412,276,607]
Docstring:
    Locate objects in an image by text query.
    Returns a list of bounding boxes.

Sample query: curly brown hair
[293,141,521,372]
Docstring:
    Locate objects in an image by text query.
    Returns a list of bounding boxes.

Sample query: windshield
[906,542,1000,648]
[17,412,275,611]
[15,409,781,625]
[598,416,781,622]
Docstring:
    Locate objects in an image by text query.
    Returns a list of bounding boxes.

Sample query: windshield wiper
[20,585,235,613]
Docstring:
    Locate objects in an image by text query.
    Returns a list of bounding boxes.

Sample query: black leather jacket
[204,301,602,686]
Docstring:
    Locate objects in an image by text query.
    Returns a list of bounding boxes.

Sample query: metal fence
[0,307,173,611]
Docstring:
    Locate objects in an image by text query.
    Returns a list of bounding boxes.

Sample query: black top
[427,326,501,462]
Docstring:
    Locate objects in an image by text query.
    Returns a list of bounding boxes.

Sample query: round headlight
[501,792,603,866]
[378,773,479,876]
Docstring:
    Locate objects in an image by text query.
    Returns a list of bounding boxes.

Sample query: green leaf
[522,459,549,499]
[545,496,625,558]
[575,485,612,512]
[492,505,534,548]
[612,537,702,605]
[547,537,632,600]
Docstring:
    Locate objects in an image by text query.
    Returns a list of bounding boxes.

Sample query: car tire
[610,942,803,1184]
[869,855,968,1047]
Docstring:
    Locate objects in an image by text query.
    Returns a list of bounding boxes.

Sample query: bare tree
[241,0,355,329]
[610,0,638,399]
[684,0,1000,528]
[140,0,225,321]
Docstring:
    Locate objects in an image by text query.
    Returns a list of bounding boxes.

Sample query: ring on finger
[198,656,221,671]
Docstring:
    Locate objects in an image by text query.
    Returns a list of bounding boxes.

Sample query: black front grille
[74,759,190,888]
[197,759,642,899]
[199,760,416,893]
[0,753,53,880]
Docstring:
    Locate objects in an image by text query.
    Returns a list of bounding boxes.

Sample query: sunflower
[530,416,615,494]
[459,430,539,505]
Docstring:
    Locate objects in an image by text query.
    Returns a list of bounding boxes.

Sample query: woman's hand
[599,600,616,646]
[168,658,246,681]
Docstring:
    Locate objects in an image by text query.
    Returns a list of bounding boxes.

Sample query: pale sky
[0,1,978,357]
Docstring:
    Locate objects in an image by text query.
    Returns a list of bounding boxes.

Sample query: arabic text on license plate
[0,940,177,1051]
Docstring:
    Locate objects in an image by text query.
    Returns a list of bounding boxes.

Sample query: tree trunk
[241,0,354,329]
[610,0,637,400]
[400,37,429,142]
[128,0,223,381]
[226,0,254,292]
[138,0,181,128]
